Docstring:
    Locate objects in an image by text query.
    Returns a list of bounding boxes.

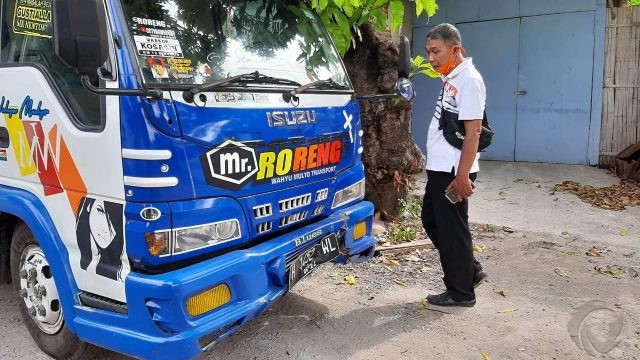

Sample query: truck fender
[0,185,80,333]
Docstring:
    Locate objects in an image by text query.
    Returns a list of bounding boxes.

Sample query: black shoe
[473,271,488,288]
[426,291,476,307]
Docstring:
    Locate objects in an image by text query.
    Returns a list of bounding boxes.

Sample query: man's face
[425,39,457,69]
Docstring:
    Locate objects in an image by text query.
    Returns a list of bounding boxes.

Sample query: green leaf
[424,0,438,17]
[389,0,404,33]
[369,8,387,31]
[332,0,345,8]
[343,4,354,17]
[416,0,424,16]
[318,0,329,11]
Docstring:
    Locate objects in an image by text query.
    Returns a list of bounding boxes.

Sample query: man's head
[425,23,464,76]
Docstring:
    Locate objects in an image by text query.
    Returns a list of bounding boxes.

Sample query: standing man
[422,23,488,307]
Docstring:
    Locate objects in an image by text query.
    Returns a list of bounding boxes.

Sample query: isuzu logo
[267,110,317,127]
[201,139,258,189]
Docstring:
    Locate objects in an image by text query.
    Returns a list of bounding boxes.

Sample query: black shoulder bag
[437,88,493,152]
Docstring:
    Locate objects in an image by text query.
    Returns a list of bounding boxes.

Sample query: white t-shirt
[426,58,486,174]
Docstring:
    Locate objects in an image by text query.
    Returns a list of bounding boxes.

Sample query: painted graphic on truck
[1,91,128,300]
[2,96,87,213]
[75,197,125,281]
[201,137,345,190]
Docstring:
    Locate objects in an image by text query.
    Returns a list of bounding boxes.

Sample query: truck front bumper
[71,201,375,359]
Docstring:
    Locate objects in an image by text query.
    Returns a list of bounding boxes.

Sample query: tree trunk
[344,23,426,217]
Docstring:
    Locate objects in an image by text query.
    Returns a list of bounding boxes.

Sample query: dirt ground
[1,162,639,359]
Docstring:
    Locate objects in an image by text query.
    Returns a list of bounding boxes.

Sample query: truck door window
[0,0,103,129]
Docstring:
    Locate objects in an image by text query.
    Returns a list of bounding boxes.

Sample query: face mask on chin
[436,46,462,76]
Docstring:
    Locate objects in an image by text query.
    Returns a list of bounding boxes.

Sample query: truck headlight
[332,179,365,208]
[174,219,241,254]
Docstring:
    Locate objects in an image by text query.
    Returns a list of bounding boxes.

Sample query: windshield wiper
[282,78,350,103]
[183,71,301,103]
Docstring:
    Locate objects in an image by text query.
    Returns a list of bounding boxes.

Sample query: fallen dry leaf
[480,349,491,360]
[393,279,408,287]
[495,290,506,297]
[421,299,431,308]
[344,275,356,285]
[595,265,624,276]
[620,229,628,237]
[562,250,580,256]
[329,271,340,277]
[586,246,604,257]
[554,268,569,277]
[473,245,485,253]
[389,259,400,266]
[405,255,422,262]
[498,308,516,313]
[554,181,640,211]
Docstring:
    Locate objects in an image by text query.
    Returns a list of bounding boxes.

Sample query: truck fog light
[353,221,367,240]
[145,231,170,256]
[187,284,231,317]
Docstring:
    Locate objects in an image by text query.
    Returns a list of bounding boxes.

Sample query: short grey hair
[426,23,462,46]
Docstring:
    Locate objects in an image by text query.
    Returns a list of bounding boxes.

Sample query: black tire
[10,222,101,360]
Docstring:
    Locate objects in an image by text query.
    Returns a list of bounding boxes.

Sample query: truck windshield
[120,0,350,89]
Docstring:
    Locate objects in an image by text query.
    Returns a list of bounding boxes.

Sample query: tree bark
[343,23,426,217]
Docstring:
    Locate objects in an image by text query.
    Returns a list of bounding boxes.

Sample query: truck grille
[315,188,329,202]
[279,194,312,212]
[240,180,333,238]
[256,221,273,234]
[253,204,272,219]
[279,210,309,227]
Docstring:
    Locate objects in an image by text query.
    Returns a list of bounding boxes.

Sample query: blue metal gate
[412,0,606,165]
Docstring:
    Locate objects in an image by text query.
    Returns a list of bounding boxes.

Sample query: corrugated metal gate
[412,0,606,165]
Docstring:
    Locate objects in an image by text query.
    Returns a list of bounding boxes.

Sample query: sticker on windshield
[135,35,183,58]
[167,58,194,80]
[131,17,183,58]
[13,0,53,39]
[146,57,169,79]
[195,61,213,83]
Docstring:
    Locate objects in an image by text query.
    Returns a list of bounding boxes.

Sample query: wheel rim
[19,244,63,334]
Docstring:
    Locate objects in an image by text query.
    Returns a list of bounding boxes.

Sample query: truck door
[0,0,128,302]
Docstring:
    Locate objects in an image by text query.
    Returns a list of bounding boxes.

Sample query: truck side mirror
[398,36,411,79]
[53,0,109,75]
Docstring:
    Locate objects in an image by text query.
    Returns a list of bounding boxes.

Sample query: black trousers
[421,170,482,301]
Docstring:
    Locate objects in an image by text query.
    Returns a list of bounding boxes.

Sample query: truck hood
[170,91,362,198]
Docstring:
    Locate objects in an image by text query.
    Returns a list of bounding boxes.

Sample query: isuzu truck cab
[0,0,414,358]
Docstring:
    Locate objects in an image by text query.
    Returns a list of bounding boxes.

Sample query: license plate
[288,233,340,290]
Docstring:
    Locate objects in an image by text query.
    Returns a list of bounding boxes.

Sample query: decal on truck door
[75,198,125,281]
[3,95,87,212]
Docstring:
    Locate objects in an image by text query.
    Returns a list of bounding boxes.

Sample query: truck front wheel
[10,222,97,359]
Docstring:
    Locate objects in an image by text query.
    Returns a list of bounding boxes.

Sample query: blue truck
[0,0,414,358]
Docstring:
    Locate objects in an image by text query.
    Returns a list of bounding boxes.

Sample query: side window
[0,0,103,129]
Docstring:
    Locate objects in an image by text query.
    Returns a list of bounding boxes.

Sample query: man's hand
[446,175,474,200]
[449,118,482,200]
